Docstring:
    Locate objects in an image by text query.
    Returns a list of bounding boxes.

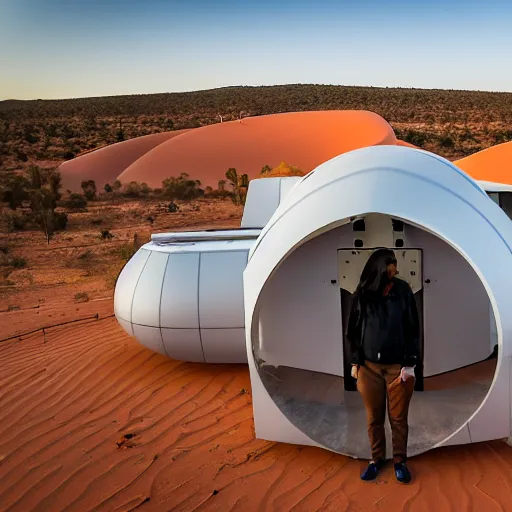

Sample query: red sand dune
[59,131,188,192]
[1,306,512,510]
[117,111,396,189]
[454,142,512,185]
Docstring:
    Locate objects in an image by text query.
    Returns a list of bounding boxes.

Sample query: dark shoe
[361,459,386,481]
[394,462,412,484]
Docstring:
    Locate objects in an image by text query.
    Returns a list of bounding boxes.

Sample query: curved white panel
[132,324,166,356]
[199,251,248,328]
[245,145,512,457]
[201,328,247,363]
[160,253,199,328]
[117,317,133,337]
[131,251,169,327]
[161,328,204,362]
[279,177,302,201]
[114,248,150,322]
[241,179,281,229]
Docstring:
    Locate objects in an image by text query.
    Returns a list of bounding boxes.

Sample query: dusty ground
[2,198,512,511]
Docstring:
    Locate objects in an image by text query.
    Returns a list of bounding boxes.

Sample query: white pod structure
[114,145,512,458]
[114,230,259,363]
[244,145,512,458]
[114,177,301,363]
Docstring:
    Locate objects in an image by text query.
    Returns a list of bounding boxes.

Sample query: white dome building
[115,145,512,458]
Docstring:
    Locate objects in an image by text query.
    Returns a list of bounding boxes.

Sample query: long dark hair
[355,248,397,308]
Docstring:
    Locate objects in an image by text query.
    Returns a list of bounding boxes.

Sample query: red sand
[59,131,189,192]
[1,297,512,510]
[454,142,512,184]
[118,111,396,189]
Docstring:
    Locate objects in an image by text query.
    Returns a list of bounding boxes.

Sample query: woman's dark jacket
[347,277,420,367]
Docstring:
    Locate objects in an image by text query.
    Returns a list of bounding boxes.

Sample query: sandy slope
[59,131,189,193]
[1,299,512,511]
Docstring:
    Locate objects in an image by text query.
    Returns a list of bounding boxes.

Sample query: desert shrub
[65,193,88,210]
[494,130,512,144]
[101,229,114,240]
[10,256,27,268]
[74,292,89,303]
[225,168,250,205]
[81,180,97,200]
[123,181,140,197]
[62,150,75,160]
[168,201,179,213]
[104,183,113,193]
[402,129,427,147]
[1,210,29,232]
[2,173,29,209]
[146,215,154,224]
[117,242,137,261]
[78,250,93,260]
[54,212,68,230]
[439,135,455,148]
[162,173,204,201]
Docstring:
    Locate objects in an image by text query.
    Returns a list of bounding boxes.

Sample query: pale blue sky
[1,0,512,100]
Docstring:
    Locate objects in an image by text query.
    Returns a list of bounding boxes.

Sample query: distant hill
[1,84,512,174]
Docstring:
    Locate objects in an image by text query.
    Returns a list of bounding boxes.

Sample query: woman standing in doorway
[347,248,420,484]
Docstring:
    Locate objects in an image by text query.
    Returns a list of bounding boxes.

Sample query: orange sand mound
[396,139,419,149]
[1,302,512,510]
[59,131,188,193]
[454,142,512,184]
[117,111,396,189]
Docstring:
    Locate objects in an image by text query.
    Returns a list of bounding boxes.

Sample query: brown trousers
[357,361,415,463]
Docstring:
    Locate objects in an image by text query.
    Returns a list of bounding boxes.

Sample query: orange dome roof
[59,110,396,192]
[118,110,396,188]
[454,142,512,185]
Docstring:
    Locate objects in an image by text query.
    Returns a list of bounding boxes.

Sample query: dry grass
[0,196,242,310]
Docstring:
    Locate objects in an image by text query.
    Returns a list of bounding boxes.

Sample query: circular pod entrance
[244,146,512,459]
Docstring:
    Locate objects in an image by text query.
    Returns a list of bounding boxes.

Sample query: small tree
[116,118,125,142]
[3,173,29,209]
[112,180,122,193]
[225,168,243,205]
[238,173,249,206]
[30,188,59,244]
[81,180,97,200]
[218,179,226,192]
[261,164,272,175]
[104,183,113,193]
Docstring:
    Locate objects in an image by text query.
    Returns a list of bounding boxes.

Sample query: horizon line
[2,82,512,103]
